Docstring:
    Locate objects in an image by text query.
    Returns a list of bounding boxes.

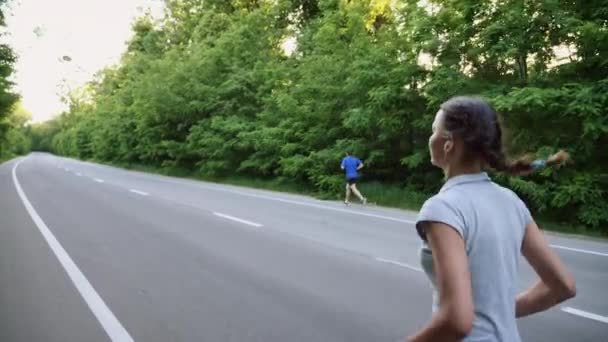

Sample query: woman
[408,96,576,342]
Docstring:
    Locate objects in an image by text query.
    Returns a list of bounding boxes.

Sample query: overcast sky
[4,0,164,122]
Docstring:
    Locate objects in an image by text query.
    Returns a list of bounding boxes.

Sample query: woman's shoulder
[417,192,468,239]
[490,181,531,209]
[422,187,471,210]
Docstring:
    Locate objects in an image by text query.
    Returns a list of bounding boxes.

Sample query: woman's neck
[444,160,483,180]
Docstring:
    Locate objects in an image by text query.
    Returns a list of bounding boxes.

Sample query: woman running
[408,96,575,342]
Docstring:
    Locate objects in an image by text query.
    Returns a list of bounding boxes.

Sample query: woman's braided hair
[440,96,569,174]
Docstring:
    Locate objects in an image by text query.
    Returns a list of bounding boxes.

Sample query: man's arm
[357,159,364,170]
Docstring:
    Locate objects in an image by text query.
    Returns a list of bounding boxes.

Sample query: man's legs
[344,183,352,204]
[350,183,366,204]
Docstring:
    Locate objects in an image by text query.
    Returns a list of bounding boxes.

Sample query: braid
[489,148,569,176]
[484,121,567,174]
[528,150,570,172]
[484,120,508,171]
[440,96,569,176]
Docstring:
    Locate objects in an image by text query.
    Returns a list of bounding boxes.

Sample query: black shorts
[346,177,358,185]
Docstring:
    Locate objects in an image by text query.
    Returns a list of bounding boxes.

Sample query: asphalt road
[0,153,606,341]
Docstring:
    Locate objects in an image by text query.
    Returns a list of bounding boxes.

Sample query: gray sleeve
[416,196,466,242]
[516,196,533,227]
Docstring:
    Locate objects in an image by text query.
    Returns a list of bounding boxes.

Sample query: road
[0,153,606,342]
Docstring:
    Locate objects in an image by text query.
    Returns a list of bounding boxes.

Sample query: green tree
[39,0,608,231]
[1,102,31,157]
[0,0,21,159]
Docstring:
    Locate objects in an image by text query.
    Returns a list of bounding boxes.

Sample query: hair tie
[531,159,546,171]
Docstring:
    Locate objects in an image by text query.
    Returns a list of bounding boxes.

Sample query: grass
[204,175,312,196]
[358,181,428,211]
[1,153,23,164]
[100,160,312,196]
[535,218,608,240]
[89,159,606,239]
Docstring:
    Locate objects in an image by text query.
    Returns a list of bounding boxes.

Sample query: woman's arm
[516,219,576,317]
[408,222,474,342]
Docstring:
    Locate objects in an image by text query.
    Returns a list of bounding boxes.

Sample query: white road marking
[213,212,263,228]
[550,244,608,257]
[51,157,608,259]
[54,157,416,225]
[177,182,416,224]
[94,178,105,183]
[228,191,416,224]
[190,185,608,258]
[561,307,608,324]
[12,159,134,342]
[129,189,149,196]
[375,257,423,272]
[75,172,82,177]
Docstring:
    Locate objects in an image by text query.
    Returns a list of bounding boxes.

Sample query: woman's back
[408,96,574,342]
[417,172,530,341]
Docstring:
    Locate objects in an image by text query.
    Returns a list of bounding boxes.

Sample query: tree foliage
[38,0,608,230]
[1,102,31,158]
[0,0,21,159]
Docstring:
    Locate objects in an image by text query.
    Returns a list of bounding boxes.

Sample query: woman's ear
[443,139,454,153]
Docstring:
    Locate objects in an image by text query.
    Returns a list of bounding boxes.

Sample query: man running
[341,152,367,205]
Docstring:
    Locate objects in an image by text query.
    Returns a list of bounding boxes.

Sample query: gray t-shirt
[416,172,532,342]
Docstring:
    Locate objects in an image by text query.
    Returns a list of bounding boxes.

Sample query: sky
[4,0,165,122]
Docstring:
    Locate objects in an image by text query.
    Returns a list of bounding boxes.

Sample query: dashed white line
[375,257,423,272]
[213,212,263,228]
[182,183,608,258]
[54,158,608,260]
[94,178,105,183]
[189,184,416,224]
[550,244,608,257]
[129,189,149,196]
[561,307,608,324]
[12,159,134,342]
[132,174,415,224]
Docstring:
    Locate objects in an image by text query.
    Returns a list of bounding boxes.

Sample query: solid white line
[550,244,608,257]
[213,212,263,228]
[229,191,416,224]
[561,307,608,324]
[53,157,415,225]
[375,257,423,272]
[53,158,608,261]
[12,159,134,342]
[52,159,608,259]
[189,184,608,257]
[94,178,105,183]
[58,157,417,225]
[129,189,149,196]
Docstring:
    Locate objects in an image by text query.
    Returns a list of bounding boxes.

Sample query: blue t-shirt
[341,156,362,179]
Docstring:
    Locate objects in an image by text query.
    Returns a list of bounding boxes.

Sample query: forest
[18,0,608,233]
[0,0,28,162]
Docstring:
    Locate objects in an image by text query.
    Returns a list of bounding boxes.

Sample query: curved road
[0,153,606,341]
